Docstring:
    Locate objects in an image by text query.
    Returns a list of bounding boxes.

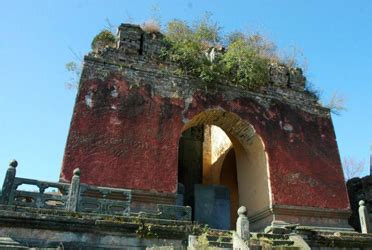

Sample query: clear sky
[0,0,371,183]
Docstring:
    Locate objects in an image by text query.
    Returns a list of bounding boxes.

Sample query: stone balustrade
[0,160,191,220]
[0,160,132,216]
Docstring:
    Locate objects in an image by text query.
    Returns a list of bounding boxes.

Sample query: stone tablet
[194,184,231,229]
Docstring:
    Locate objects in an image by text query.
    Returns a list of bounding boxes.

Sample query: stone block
[269,63,289,87]
[288,67,306,90]
[194,184,230,230]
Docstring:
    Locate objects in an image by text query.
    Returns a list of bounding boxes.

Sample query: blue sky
[0,0,371,183]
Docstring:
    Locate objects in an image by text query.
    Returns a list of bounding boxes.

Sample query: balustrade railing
[10,177,70,210]
[0,160,132,216]
[0,160,191,221]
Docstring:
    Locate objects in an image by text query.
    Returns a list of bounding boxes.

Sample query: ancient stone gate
[60,24,351,231]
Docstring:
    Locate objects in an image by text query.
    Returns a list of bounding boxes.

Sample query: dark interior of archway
[219,148,239,229]
[177,125,204,219]
[178,124,239,229]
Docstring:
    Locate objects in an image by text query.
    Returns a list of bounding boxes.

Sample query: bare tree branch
[326,92,347,115]
[342,157,365,180]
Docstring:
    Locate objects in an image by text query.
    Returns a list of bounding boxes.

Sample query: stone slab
[194,184,230,230]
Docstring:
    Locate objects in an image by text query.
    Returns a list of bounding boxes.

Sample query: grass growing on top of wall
[159,15,294,90]
[67,16,350,114]
[89,16,300,91]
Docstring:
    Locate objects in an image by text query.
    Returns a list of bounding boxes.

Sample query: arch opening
[177,109,271,230]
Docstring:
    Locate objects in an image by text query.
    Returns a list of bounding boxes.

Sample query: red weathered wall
[61,74,184,193]
[61,71,349,210]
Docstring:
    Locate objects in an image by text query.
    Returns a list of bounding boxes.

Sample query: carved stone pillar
[236,206,250,241]
[67,168,81,212]
[1,160,17,205]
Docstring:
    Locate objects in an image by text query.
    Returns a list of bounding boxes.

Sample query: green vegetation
[91,29,116,52]
[68,15,305,92]
[68,15,339,106]
[160,15,292,90]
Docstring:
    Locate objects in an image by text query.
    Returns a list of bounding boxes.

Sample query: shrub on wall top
[91,29,116,52]
[160,16,294,90]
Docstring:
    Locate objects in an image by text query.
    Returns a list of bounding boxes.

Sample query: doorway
[177,109,271,230]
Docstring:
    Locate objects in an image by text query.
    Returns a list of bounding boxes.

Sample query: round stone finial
[73,168,81,176]
[9,160,18,168]
[237,206,247,216]
[359,200,365,206]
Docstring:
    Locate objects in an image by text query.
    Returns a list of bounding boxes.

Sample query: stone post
[188,235,198,250]
[1,160,18,205]
[236,206,250,241]
[359,200,370,234]
[67,168,81,212]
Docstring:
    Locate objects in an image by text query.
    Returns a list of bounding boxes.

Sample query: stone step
[204,230,233,249]
[207,241,233,249]
[250,233,296,248]
[256,233,290,240]
[271,247,300,250]
[270,239,295,247]
[207,235,233,243]
[0,237,29,249]
[248,244,300,250]
[207,229,233,236]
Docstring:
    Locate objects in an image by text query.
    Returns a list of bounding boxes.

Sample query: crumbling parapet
[116,23,165,57]
[90,23,321,115]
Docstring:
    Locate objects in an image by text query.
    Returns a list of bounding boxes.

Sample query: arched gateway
[60,24,352,231]
[177,110,270,229]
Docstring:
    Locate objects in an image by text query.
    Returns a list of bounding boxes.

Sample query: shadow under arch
[179,109,272,228]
